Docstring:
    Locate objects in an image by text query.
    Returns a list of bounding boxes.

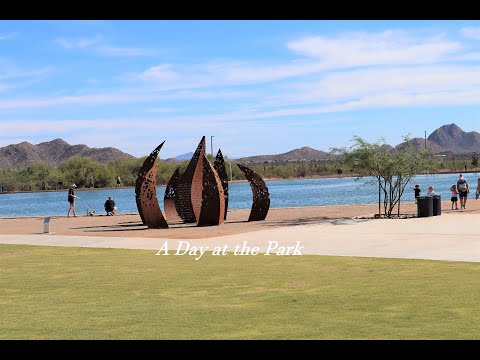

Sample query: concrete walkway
[1,213,480,262]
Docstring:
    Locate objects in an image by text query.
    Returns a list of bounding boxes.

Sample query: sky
[2,20,480,159]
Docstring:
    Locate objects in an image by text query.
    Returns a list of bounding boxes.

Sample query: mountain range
[0,139,134,168]
[239,123,480,163]
[1,123,479,168]
[236,147,329,163]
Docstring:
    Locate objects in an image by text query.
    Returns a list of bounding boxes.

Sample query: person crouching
[104,196,117,216]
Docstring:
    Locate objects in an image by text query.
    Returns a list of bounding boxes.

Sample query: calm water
[1,173,479,218]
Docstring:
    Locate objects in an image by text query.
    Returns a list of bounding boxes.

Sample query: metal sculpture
[175,137,206,223]
[198,154,225,226]
[139,164,168,228]
[135,141,168,228]
[213,149,228,220]
[164,168,182,222]
[237,163,270,221]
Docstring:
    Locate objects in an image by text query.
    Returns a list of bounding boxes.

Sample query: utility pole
[424,130,427,149]
[227,161,233,181]
[210,136,214,159]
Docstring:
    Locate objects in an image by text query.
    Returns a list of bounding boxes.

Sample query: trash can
[417,196,433,217]
[433,195,441,216]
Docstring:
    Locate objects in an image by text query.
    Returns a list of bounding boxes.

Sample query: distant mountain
[0,138,135,169]
[174,152,194,161]
[396,123,480,154]
[427,123,480,153]
[395,137,443,153]
[236,146,329,163]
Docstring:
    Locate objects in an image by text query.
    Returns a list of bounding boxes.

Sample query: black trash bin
[433,195,441,216]
[417,196,433,217]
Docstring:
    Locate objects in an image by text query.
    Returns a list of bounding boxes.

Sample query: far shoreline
[1,168,479,195]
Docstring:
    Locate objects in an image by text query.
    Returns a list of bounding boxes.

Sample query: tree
[472,153,478,171]
[331,136,439,218]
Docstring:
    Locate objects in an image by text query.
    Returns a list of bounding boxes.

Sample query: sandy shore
[1,199,479,239]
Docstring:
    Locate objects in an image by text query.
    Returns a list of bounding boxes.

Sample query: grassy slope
[1,244,480,339]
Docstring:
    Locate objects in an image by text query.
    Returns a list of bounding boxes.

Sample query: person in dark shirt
[413,184,421,203]
[67,183,80,217]
[104,196,116,216]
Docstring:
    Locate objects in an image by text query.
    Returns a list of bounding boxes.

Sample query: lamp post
[226,161,233,181]
[210,136,214,159]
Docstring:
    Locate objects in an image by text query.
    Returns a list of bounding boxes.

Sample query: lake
[0,173,479,217]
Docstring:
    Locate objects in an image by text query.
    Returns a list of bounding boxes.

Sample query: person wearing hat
[67,183,80,217]
[457,174,469,209]
[413,184,421,203]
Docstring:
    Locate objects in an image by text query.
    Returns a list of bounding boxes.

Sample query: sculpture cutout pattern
[198,154,225,226]
[237,163,270,221]
[175,137,206,223]
[213,149,229,220]
[134,141,168,228]
[164,168,182,222]
[139,164,168,228]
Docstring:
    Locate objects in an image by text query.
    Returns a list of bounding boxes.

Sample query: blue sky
[2,20,480,159]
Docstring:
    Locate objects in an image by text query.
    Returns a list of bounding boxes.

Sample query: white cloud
[460,26,480,40]
[0,67,51,81]
[54,35,102,49]
[0,32,19,41]
[96,45,158,57]
[282,65,480,104]
[132,30,466,91]
[54,35,157,57]
[286,30,461,68]
[138,64,179,82]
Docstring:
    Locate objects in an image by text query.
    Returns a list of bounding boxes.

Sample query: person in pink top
[450,184,458,210]
[476,178,480,200]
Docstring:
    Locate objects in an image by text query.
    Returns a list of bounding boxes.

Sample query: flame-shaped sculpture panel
[175,137,206,223]
[139,164,168,228]
[198,154,225,226]
[237,163,270,221]
[135,141,165,225]
[164,168,182,222]
[213,149,228,220]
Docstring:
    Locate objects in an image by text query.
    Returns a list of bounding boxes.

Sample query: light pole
[226,161,233,181]
[424,130,427,149]
[210,136,214,159]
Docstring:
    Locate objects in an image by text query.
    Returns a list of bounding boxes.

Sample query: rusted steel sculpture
[198,154,225,226]
[139,164,168,228]
[213,149,228,220]
[135,141,168,228]
[175,137,206,223]
[237,163,270,221]
[164,168,182,222]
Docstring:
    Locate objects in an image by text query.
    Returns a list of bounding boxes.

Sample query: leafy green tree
[472,153,478,170]
[331,136,439,218]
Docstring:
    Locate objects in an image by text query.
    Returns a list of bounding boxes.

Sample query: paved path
[1,213,480,262]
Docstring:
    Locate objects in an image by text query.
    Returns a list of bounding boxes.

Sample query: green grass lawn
[1,244,480,339]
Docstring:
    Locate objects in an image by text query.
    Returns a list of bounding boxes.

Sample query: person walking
[116,176,121,187]
[457,174,469,209]
[450,184,458,210]
[67,183,80,217]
